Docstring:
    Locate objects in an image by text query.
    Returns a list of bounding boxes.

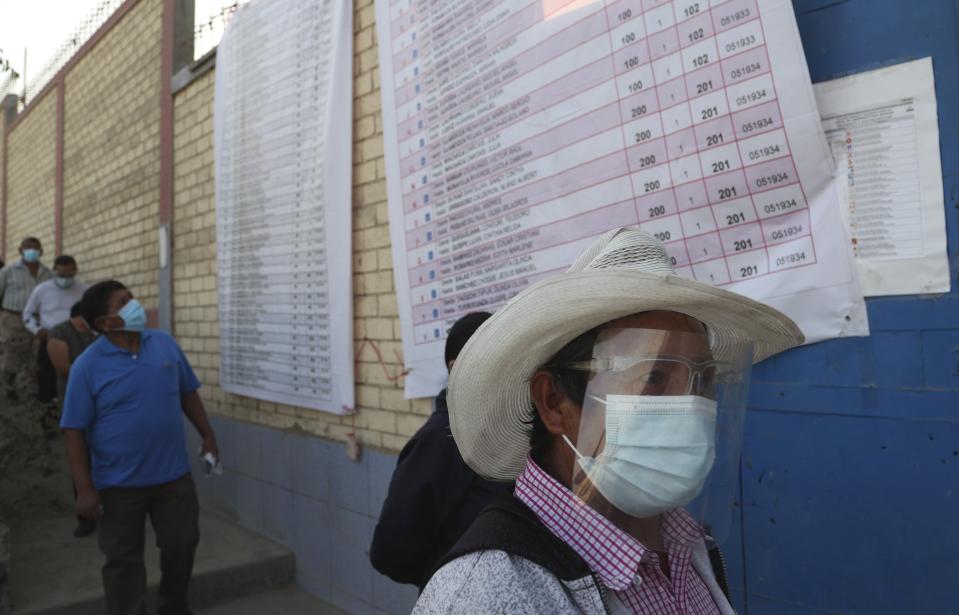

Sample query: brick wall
[169,0,430,453]
[62,0,163,309]
[172,69,220,403]
[349,0,434,450]
[3,93,57,263]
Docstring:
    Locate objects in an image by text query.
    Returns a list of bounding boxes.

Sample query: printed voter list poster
[214,0,354,414]
[377,0,868,398]
[816,58,951,297]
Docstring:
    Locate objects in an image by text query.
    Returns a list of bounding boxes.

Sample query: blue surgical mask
[118,299,147,332]
[563,395,717,518]
[22,249,41,263]
[54,276,75,289]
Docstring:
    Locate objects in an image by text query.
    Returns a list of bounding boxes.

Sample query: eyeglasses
[561,356,739,398]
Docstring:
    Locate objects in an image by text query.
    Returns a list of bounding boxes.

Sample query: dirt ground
[0,396,73,530]
[0,387,70,614]
[0,333,74,530]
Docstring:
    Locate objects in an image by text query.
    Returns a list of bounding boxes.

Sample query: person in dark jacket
[370,311,511,590]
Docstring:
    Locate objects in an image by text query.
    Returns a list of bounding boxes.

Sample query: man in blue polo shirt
[61,280,219,615]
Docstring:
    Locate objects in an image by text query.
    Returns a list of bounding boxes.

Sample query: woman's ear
[530,371,574,436]
[530,371,585,490]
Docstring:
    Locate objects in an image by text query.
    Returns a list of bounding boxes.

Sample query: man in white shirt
[23,255,87,407]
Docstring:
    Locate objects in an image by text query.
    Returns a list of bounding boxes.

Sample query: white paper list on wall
[214,0,354,414]
[816,57,951,297]
[376,0,868,399]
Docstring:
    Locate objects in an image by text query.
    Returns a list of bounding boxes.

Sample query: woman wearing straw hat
[413,227,803,614]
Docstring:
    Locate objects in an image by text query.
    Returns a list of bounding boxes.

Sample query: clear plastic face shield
[555,326,753,545]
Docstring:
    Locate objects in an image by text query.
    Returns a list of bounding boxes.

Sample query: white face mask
[563,394,718,518]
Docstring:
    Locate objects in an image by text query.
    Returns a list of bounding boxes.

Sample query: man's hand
[201,435,219,461]
[37,328,48,342]
[76,487,101,520]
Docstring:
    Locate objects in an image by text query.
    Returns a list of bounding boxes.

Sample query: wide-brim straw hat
[448,226,804,481]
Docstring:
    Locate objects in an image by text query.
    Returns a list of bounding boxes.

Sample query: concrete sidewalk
[9,513,294,615]
[197,586,349,615]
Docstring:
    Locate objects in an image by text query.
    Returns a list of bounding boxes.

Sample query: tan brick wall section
[4,92,57,263]
[62,0,163,309]
[171,0,430,453]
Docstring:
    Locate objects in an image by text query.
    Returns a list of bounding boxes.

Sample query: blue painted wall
[725,2,959,613]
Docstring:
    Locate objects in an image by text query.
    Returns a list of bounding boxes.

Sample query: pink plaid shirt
[514,457,722,615]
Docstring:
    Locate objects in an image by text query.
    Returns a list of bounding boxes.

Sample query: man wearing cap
[370,311,511,590]
[414,227,802,614]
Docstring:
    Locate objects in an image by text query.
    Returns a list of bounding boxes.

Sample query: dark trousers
[98,473,200,615]
[37,339,57,402]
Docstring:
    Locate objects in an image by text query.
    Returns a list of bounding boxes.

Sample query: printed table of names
[387,0,816,345]
[377,0,868,397]
[215,0,355,413]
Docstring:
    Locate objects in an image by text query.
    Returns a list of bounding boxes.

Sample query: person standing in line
[0,237,52,401]
[48,300,98,538]
[370,311,512,591]
[414,228,804,614]
[61,280,218,615]
[23,255,88,411]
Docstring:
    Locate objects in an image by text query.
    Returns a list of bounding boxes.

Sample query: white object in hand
[200,451,223,476]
